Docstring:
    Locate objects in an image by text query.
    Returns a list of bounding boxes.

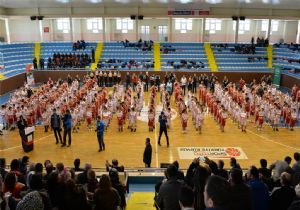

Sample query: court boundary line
[0,133,53,152]
[247,129,300,151]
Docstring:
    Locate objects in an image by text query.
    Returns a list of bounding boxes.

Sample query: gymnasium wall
[0,19,6,41]
[1,16,299,43]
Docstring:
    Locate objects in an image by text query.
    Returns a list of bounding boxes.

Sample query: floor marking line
[0,133,53,152]
[247,129,300,151]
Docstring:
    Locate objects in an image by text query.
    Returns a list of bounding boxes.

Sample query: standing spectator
[39,57,44,70]
[259,159,272,178]
[125,72,131,89]
[109,169,126,209]
[62,109,72,147]
[33,57,38,69]
[173,161,185,180]
[77,163,92,185]
[0,158,7,180]
[270,156,291,183]
[93,174,120,210]
[218,160,229,180]
[155,164,183,210]
[105,159,125,172]
[247,166,269,210]
[193,165,209,210]
[143,138,152,168]
[51,108,62,144]
[192,74,198,93]
[91,48,95,63]
[179,185,195,210]
[230,168,252,210]
[270,172,296,210]
[204,176,231,210]
[95,116,105,152]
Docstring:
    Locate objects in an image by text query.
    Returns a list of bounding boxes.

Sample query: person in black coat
[32,57,38,69]
[50,108,62,144]
[143,138,152,168]
[17,116,27,141]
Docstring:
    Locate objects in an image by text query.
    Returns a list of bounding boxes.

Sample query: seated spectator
[230,168,252,210]
[155,164,183,210]
[246,166,269,210]
[16,191,45,210]
[109,168,126,209]
[218,160,229,180]
[270,156,292,184]
[43,162,54,182]
[259,159,274,192]
[270,172,296,210]
[72,158,84,172]
[230,157,241,171]
[94,174,120,210]
[185,158,200,187]
[3,172,26,199]
[105,159,124,172]
[179,185,194,210]
[292,152,300,173]
[204,176,231,210]
[77,163,92,185]
[84,169,98,196]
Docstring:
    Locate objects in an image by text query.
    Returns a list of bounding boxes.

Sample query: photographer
[158,112,169,147]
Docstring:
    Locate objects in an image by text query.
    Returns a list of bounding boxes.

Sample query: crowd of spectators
[155,153,300,210]
[167,60,205,70]
[97,59,154,70]
[0,157,126,210]
[121,39,153,51]
[47,53,92,69]
[73,40,86,51]
[232,44,256,54]
[255,37,269,47]
[161,45,176,54]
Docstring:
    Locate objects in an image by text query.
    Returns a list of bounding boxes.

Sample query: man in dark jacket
[155,164,183,210]
[51,108,62,144]
[143,138,152,168]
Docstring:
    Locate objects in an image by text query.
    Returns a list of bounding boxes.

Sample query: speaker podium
[22,126,35,152]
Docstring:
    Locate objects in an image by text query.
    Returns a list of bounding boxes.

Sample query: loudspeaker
[37,16,44,20]
[30,16,37,21]
[130,15,136,20]
[138,15,144,20]
[232,16,238,21]
[240,16,246,21]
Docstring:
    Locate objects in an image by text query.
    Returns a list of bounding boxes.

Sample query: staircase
[153,42,161,71]
[267,45,273,69]
[204,43,218,72]
[34,43,41,66]
[91,42,104,71]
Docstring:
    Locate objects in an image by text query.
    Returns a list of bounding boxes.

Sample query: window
[233,20,251,34]
[271,20,279,32]
[158,25,168,41]
[261,20,269,31]
[141,25,150,40]
[57,18,70,33]
[174,19,192,33]
[116,18,134,33]
[205,19,221,34]
[87,18,102,33]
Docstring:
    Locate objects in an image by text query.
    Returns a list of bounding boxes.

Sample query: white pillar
[39,20,43,42]
[102,17,106,42]
[168,17,172,42]
[296,20,300,44]
[4,18,10,43]
[70,17,74,42]
[135,19,139,41]
[235,19,239,43]
[201,18,205,43]
[267,18,272,39]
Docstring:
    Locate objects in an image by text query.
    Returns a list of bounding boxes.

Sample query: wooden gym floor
[0,90,299,169]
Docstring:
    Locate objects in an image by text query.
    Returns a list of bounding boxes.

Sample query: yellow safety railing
[153,42,161,71]
[0,73,6,80]
[91,42,104,71]
[34,43,41,66]
[267,44,273,68]
[204,43,218,72]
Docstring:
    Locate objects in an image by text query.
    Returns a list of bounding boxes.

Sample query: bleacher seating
[212,43,270,72]
[99,42,154,70]
[0,43,34,77]
[273,44,300,77]
[160,42,209,71]
[41,42,97,69]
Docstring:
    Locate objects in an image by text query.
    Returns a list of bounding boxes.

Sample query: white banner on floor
[177,147,248,160]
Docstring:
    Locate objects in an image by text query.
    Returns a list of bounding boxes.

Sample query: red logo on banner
[44,27,49,33]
